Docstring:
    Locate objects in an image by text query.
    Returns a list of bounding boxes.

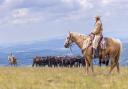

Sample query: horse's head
[64,32,73,48]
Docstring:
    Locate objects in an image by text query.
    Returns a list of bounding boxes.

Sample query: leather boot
[93,48,96,58]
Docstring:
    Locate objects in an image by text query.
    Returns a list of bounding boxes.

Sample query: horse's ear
[69,31,71,37]
[69,31,70,34]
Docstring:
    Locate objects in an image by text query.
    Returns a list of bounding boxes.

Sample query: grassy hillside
[0,67,128,89]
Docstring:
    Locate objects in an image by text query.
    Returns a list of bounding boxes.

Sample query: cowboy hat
[94,15,101,19]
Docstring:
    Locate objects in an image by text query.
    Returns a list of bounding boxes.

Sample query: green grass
[0,67,128,89]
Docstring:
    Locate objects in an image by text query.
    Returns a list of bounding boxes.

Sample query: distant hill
[0,38,81,66]
[0,38,128,66]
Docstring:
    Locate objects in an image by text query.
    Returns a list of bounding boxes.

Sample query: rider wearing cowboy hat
[92,16,103,57]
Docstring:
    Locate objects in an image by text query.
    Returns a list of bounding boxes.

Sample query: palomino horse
[8,56,17,66]
[64,32,122,74]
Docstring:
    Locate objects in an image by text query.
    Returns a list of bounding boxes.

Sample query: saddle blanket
[100,38,107,49]
[82,36,107,50]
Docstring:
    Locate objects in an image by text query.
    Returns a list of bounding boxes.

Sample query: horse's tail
[117,39,122,53]
[115,39,122,62]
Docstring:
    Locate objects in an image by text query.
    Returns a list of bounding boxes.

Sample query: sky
[0,0,128,44]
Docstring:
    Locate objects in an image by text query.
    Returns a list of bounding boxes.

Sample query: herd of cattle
[8,55,109,67]
[32,56,86,67]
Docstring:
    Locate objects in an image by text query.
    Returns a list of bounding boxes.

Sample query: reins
[69,44,75,55]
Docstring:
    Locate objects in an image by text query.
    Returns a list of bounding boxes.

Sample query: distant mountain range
[0,38,81,66]
[0,38,128,66]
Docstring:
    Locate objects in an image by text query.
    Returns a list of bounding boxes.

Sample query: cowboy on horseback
[64,31,122,74]
[8,53,17,66]
[64,15,122,74]
[91,16,103,57]
[8,53,14,61]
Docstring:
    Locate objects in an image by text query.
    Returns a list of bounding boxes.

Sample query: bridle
[67,33,77,55]
[69,43,75,55]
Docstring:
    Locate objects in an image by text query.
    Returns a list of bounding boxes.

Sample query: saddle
[100,37,107,49]
[89,33,107,50]
[82,33,107,57]
[88,33,107,58]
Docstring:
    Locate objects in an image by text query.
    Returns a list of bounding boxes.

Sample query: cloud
[0,0,128,43]
[0,0,128,25]
[100,0,115,5]
[12,8,28,18]
[62,0,93,9]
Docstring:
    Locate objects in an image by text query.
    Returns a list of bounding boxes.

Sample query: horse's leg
[13,62,15,67]
[85,59,89,75]
[84,58,87,74]
[105,57,109,66]
[32,62,35,67]
[116,51,120,73]
[10,63,11,66]
[109,57,117,74]
[116,62,120,73]
[109,64,116,74]
[32,63,34,67]
[99,57,102,67]
[86,62,89,75]
[109,50,120,74]
[88,56,94,73]
[13,63,15,67]
[90,61,94,73]
[15,62,17,67]
[84,59,86,71]
[99,49,106,67]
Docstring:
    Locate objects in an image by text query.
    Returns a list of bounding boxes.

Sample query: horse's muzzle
[64,43,69,48]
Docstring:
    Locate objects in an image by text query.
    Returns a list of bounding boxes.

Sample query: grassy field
[0,67,128,89]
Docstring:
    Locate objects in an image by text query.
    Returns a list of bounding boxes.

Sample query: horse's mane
[70,32,88,40]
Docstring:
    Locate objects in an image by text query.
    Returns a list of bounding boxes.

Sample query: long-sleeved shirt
[92,20,103,35]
